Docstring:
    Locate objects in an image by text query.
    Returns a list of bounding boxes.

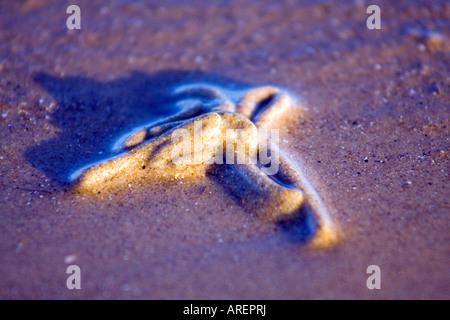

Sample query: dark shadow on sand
[208,164,318,244]
[276,205,318,244]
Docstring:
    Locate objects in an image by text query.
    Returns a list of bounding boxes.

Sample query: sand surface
[0,0,449,299]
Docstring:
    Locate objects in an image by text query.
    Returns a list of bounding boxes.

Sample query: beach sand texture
[0,0,448,299]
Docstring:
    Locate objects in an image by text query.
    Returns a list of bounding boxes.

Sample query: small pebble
[64,254,78,264]
[405,28,447,50]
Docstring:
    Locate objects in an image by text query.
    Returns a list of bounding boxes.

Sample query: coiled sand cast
[72,84,338,248]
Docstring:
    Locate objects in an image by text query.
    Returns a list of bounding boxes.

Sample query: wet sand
[0,0,449,299]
